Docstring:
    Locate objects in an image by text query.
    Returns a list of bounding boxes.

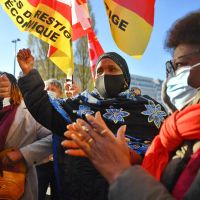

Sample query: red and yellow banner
[104,0,155,58]
[48,0,92,75]
[0,0,73,74]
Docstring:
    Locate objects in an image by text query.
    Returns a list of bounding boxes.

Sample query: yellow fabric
[49,46,74,75]
[0,0,73,74]
[104,0,153,58]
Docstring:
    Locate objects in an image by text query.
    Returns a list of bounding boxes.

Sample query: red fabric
[113,0,155,25]
[48,0,92,65]
[0,105,18,151]
[87,30,104,79]
[71,0,92,41]
[27,0,72,19]
[172,147,200,200]
[48,46,57,57]
[142,104,200,180]
[72,20,92,41]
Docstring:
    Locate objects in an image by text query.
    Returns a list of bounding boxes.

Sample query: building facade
[130,74,163,103]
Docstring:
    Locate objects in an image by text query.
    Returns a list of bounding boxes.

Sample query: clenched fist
[17,48,34,75]
[0,74,11,98]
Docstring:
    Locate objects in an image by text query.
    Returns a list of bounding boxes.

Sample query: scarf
[142,104,200,180]
[0,105,18,151]
[51,89,167,155]
[172,147,200,199]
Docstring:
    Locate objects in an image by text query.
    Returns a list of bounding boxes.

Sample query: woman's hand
[17,48,34,75]
[0,74,11,98]
[0,149,26,173]
[62,123,87,157]
[62,112,132,184]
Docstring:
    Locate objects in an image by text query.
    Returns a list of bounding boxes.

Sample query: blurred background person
[129,87,141,96]
[0,72,52,200]
[45,79,63,99]
[36,78,63,200]
[64,78,81,98]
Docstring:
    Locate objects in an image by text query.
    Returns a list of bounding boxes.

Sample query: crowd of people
[0,10,200,200]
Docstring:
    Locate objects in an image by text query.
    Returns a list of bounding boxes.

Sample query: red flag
[71,0,92,40]
[87,30,104,79]
[48,0,92,75]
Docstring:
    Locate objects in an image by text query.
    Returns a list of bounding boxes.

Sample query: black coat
[109,141,200,200]
[18,69,167,200]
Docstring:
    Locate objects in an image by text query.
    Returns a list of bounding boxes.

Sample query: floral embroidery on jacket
[103,107,130,124]
[141,100,167,128]
[74,105,94,117]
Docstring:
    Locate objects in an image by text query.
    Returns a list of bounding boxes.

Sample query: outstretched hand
[17,48,34,75]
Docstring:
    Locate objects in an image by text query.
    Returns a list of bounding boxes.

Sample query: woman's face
[173,44,200,70]
[95,58,123,79]
[173,44,200,88]
[45,83,62,98]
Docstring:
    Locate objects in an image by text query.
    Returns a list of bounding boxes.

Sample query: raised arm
[17,49,69,136]
[17,48,35,75]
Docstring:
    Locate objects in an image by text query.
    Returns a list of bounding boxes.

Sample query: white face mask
[3,97,11,107]
[166,63,200,110]
[47,90,57,99]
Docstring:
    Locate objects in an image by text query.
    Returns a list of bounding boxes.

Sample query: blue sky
[0,0,200,80]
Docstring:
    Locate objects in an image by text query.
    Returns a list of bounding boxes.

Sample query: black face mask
[95,74,125,98]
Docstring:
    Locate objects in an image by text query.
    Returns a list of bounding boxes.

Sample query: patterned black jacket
[18,69,167,200]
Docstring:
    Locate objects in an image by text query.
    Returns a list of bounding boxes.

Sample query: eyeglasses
[166,48,200,78]
[166,60,175,79]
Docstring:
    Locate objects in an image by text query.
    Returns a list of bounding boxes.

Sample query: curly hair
[165,11,200,51]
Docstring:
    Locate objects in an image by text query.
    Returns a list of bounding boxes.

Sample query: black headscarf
[96,52,131,89]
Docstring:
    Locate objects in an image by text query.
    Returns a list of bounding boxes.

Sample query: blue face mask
[166,63,200,110]
[47,90,57,99]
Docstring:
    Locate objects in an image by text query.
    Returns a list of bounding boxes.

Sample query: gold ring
[83,126,89,133]
[87,138,93,145]
[100,129,106,136]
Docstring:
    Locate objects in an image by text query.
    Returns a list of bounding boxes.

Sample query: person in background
[64,78,81,98]
[130,87,141,96]
[17,50,167,200]
[36,78,63,200]
[0,72,52,200]
[45,79,63,99]
[62,11,200,200]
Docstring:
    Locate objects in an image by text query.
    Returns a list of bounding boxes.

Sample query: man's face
[45,84,62,98]
[95,58,123,80]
